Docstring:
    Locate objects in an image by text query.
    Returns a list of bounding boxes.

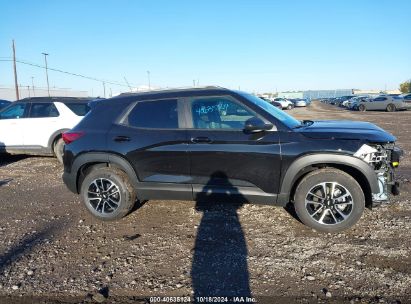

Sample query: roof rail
[118,85,227,96]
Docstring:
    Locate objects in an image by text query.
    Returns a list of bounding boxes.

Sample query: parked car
[270,101,283,110]
[0,96,94,162]
[274,98,293,110]
[343,96,368,108]
[400,93,411,110]
[349,97,371,110]
[336,96,354,107]
[355,95,408,112]
[62,87,402,233]
[293,98,308,107]
[0,99,11,110]
[256,96,282,109]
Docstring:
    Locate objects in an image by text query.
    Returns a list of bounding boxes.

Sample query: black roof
[16,96,94,103]
[117,86,228,98]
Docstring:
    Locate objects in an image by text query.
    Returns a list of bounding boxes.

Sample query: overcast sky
[0,0,410,96]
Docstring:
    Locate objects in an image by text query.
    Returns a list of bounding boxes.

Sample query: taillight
[62,131,84,144]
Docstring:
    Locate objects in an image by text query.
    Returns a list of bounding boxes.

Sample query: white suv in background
[273,98,294,110]
[0,97,93,163]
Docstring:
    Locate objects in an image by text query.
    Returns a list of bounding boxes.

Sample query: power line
[0,58,136,88]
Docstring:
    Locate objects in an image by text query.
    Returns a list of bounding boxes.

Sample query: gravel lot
[0,101,410,303]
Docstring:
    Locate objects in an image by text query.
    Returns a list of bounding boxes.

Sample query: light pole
[102,81,106,98]
[42,52,50,97]
[31,76,35,96]
[147,70,151,90]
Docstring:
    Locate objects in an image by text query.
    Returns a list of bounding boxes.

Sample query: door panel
[108,98,191,199]
[0,103,29,147]
[23,102,60,148]
[188,130,281,194]
[109,125,190,183]
[186,95,282,196]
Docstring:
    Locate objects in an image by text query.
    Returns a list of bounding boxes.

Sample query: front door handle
[114,135,131,142]
[191,136,212,144]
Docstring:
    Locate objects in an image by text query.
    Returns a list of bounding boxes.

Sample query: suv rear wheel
[53,138,65,163]
[80,167,136,220]
[294,168,365,233]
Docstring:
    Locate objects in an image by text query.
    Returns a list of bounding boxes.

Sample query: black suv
[62,87,402,232]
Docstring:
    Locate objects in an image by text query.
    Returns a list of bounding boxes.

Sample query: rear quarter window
[65,103,91,116]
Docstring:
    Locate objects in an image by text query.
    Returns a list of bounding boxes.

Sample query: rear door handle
[191,136,212,144]
[114,135,131,142]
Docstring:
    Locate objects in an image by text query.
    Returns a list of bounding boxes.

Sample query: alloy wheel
[305,182,354,225]
[87,178,121,214]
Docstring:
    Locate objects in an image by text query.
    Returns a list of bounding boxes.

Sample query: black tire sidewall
[294,169,365,233]
[287,105,292,110]
[359,104,366,112]
[54,138,65,163]
[80,167,136,221]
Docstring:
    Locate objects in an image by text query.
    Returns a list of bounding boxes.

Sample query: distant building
[0,85,88,101]
[277,89,353,99]
[303,89,353,99]
[278,91,304,99]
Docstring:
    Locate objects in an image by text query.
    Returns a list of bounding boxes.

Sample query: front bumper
[371,146,403,205]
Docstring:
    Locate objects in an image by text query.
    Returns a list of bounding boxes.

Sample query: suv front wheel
[80,167,137,220]
[294,168,365,233]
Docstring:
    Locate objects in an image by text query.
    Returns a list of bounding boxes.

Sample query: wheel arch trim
[48,128,70,151]
[71,152,139,193]
[278,153,379,203]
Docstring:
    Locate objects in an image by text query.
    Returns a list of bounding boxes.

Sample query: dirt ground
[0,101,410,304]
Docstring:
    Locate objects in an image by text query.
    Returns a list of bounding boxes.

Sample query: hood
[295,120,396,142]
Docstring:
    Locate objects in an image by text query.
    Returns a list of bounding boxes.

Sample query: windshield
[238,92,301,128]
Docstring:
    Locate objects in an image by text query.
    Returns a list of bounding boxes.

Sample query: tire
[80,167,137,221]
[293,168,365,233]
[53,138,65,164]
[286,104,293,110]
[386,104,396,112]
[358,104,366,112]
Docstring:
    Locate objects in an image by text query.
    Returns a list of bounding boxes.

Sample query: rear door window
[125,99,179,129]
[29,103,59,118]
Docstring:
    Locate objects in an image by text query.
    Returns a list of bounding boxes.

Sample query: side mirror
[244,117,273,133]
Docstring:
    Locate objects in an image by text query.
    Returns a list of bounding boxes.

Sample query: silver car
[355,95,408,112]
[401,93,411,110]
[293,98,308,107]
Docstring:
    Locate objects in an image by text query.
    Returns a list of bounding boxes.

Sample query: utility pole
[12,40,20,100]
[42,52,50,97]
[31,77,35,96]
[123,77,132,91]
[102,82,106,98]
[110,88,112,97]
[193,80,196,87]
[27,86,31,98]
[147,70,151,90]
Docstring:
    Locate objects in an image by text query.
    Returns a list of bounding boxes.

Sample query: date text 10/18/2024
[150,296,257,303]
